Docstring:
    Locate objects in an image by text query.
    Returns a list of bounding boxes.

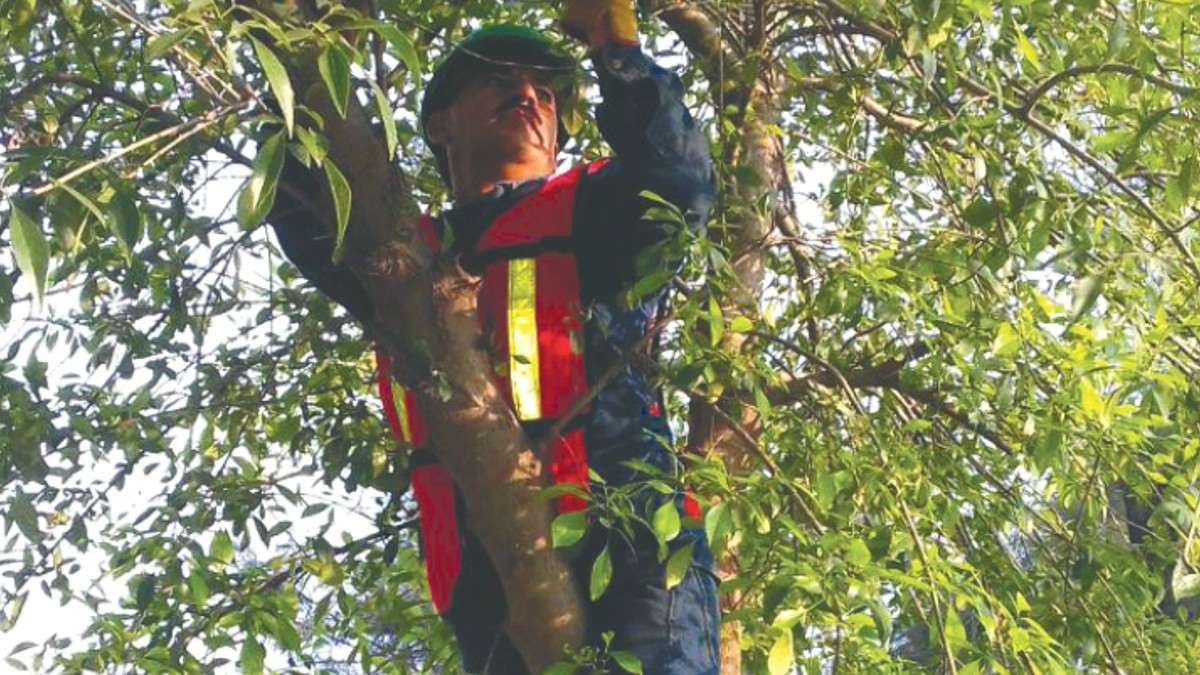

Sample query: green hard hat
[421,25,576,179]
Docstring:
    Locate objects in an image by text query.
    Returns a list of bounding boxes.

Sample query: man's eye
[536,87,555,104]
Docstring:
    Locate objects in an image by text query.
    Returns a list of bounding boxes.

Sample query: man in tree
[269,1,717,672]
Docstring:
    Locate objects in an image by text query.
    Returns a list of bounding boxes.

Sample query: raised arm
[564,0,714,225]
[591,43,714,225]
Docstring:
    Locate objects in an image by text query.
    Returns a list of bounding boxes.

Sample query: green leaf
[729,316,753,333]
[651,500,681,544]
[1092,129,1134,154]
[146,29,192,61]
[7,203,49,301]
[1166,155,1196,212]
[638,189,684,210]
[664,541,694,590]
[323,160,352,263]
[927,15,953,49]
[370,81,398,160]
[58,182,106,223]
[107,192,142,262]
[211,531,234,565]
[767,628,794,675]
[844,538,872,567]
[0,592,25,632]
[8,491,41,543]
[992,322,1020,357]
[922,48,937,89]
[187,570,210,606]
[294,126,329,167]
[135,574,156,610]
[1015,27,1040,68]
[275,617,303,653]
[240,637,265,675]
[962,198,996,227]
[318,46,351,119]
[551,510,587,548]
[902,418,933,433]
[1070,275,1104,322]
[1079,379,1108,425]
[704,502,731,550]
[623,268,672,307]
[1105,15,1126,59]
[1014,592,1031,614]
[944,604,969,651]
[236,129,287,229]
[251,37,294,136]
[590,544,612,601]
[612,650,644,674]
[375,24,422,78]
[708,295,724,347]
[305,555,345,586]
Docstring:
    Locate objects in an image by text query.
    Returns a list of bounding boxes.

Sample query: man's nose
[506,76,541,104]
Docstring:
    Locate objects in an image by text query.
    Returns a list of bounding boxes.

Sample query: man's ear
[425,110,449,146]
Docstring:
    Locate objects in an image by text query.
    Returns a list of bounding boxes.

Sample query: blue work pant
[443,526,720,674]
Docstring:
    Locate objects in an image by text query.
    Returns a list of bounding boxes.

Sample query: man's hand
[561,0,638,49]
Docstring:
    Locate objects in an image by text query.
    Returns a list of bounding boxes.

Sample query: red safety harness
[376,164,597,613]
[375,162,701,614]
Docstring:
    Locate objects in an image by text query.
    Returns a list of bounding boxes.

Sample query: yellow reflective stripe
[507,259,542,420]
[391,380,414,444]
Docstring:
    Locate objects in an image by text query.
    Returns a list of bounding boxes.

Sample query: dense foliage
[3,0,1200,672]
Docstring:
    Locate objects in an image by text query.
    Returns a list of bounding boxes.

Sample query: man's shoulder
[564,157,616,181]
[571,156,622,190]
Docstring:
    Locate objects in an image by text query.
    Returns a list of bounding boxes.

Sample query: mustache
[496,95,540,120]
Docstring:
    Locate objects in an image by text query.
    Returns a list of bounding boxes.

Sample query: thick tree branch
[759,335,1014,455]
[643,0,738,84]
[896,385,1016,456]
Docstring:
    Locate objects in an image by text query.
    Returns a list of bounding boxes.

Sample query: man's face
[428,65,560,173]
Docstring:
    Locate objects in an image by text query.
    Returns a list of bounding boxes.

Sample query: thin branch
[898,497,959,675]
[808,1,1200,283]
[702,391,827,534]
[759,331,931,393]
[751,331,1014,455]
[899,385,1016,456]
[7,73,150,113]
[97,0,247,104]
[13,103,249,199]
[816,0,896,44]
[1024,63,1198,112]
[9,73,253,171]
[775,22,888,47]
[1020,113,1200,283]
